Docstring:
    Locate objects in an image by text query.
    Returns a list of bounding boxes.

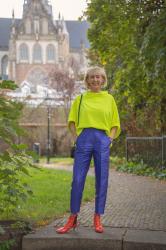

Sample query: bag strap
[77,94,83,126]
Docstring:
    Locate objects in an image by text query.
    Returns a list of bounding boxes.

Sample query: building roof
[0,18,12,50]
[0,18,90,51]
[66,20,90,49]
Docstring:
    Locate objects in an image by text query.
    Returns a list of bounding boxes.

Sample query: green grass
[0,167,95,226]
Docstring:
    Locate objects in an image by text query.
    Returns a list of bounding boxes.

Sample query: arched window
[1,55,8,80]
[46,44,55,61]
[33,43,42,62]
[19,43,29,61]
[27,67,47,86]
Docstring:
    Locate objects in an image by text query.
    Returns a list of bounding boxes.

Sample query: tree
[84,0,166,135]
[49,67,79,121]
[140,5,166,133]
[0,80,34,216]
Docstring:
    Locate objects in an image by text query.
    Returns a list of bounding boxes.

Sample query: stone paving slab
[22,226,125,250]
[123,229,166,250]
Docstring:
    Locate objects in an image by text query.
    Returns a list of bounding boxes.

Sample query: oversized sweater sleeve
[68,95,80,125]
[110,96,121,138]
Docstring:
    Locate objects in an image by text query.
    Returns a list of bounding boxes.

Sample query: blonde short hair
[84,66,107,88]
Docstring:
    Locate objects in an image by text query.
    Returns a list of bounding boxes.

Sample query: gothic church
[0,0,89,87]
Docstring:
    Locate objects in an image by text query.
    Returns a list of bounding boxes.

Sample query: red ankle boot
[56,214,78,234]
[94,214,104,233]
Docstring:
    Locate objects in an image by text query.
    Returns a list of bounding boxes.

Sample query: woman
[56,66,120,234]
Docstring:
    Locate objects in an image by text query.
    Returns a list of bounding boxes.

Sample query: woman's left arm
[109,126,118,141]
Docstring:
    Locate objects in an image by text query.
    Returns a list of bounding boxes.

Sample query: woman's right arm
[69,121,77,142]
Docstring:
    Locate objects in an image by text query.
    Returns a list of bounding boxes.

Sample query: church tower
[8,0,69,87]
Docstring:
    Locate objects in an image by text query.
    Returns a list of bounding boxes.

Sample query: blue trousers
[70,128,111,215]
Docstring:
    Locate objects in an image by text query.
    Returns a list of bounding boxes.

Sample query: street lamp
[45,92,51,164]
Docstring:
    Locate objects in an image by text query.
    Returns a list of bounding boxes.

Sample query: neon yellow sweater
[68,91,121,138]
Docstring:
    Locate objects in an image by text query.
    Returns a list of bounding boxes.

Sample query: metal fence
[126,136,166,169]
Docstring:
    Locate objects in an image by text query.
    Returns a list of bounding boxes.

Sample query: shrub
[111,157,166,180]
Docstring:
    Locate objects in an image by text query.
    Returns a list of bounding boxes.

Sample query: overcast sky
[0,0,88,20]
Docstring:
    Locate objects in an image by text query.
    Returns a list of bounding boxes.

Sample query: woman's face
[87,73,104,92]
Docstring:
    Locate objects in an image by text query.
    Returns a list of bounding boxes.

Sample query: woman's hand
[73,134,78,143]
[109,127,118,141]
[109,137,113,143]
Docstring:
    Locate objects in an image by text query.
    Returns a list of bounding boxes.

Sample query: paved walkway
[22,163,166,250]
[41,163,166,231]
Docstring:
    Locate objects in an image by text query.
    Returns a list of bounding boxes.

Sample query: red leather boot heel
[56,214,78,234]
[94,214,104,233]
